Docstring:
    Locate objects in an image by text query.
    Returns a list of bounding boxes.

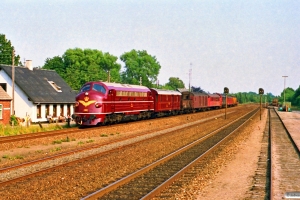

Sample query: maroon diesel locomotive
[73,81,154,126]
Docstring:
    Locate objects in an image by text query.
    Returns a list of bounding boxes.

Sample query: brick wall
[0,100,11,125]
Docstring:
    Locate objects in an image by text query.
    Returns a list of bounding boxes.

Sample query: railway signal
[224,87,229,119]
[259,88,264,120]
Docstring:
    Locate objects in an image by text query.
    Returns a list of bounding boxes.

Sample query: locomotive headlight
[75,102,79,107]
[95,103,102,108]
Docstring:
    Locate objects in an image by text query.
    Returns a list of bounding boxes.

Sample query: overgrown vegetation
[0,123,76,136]
[231,85,300,109]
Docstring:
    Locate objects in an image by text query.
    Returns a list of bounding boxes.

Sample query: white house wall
[0,70,33,118]
[0,70,74,123]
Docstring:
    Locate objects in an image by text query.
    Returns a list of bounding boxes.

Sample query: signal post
[259,88,264,120]
[224,87,229,119]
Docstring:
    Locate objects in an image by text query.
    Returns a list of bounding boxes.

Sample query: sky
[1,0,299,96]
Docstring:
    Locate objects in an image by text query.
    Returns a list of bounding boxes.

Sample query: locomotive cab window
[92,84,106,94]
[81,84,91,92]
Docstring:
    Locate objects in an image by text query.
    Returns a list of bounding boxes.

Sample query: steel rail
[141,108,259,200]
[0,112,234,186]
[81,107,259,200]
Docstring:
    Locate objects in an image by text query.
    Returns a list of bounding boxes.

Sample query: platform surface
[276,110,300,152]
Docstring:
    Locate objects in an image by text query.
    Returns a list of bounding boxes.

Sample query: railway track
[0,106,257,199]
[0,127,79,144]
[82,108,259,199]
[0,105,249,145]
[0,112,233,185]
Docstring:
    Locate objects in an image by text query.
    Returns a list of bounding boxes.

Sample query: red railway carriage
[73,81,154,125]
[207,93,222,109]
[192,92,209,109]
[216,93,238,107]
[180,91,209,113]
[150,88,181,117]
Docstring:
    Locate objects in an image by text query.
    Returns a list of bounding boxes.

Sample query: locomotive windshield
[92,84,106,94]
[80,83,106,94]
[80,84,91,92]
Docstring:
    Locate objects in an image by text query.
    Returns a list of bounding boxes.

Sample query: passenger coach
[150,88,181,117]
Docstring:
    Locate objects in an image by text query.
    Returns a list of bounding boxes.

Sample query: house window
[45,105,50,117]
[0,83,7,91]
[60,105,64,116]
[47,81,62,92]
[53,105,57,117]
[37,105,41,118]
[67,104,71,117]
[0,104,2,119]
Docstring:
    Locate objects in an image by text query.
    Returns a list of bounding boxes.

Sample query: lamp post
[282,76,288,108]
[189,63,192,92]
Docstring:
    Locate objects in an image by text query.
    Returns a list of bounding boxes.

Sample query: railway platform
[276,110,300,152]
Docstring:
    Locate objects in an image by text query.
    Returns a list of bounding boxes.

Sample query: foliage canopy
[164,77,185,90]
[120,50,161,88]
[42,48,121,91]
[0,34,21,66]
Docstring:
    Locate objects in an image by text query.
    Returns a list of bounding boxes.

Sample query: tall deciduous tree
[43,56,65,77]
[280,87,294,103]
[120,50,161,88]
[165,77,185,90]
[0,34,21,65]
[292,86,300,107]
[191,86,205,93]
[42,48,121,91]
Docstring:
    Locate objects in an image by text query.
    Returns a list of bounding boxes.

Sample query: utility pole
[189,63,192,91]
[107,70,110,82]
[282,76,288,107]
[12,47,15,115]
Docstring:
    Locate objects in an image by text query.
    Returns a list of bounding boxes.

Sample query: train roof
[150,88,182,95]
[86,81,151,92]
[214,93,235,98]
[208,93,220,98]
[191,92,208,96]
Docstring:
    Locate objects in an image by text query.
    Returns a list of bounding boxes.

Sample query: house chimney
[25,60,33,70]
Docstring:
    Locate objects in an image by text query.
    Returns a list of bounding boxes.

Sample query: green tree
[292,86,300,107]
[120,49,161,88]
[191,86,205,93]
[165,77,185,90]
[42,48,121,91]
[43,56,65,77]
[280,87,295,103]
[0,34,21,65]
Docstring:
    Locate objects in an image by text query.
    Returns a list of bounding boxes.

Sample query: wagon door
[108,89,116,113]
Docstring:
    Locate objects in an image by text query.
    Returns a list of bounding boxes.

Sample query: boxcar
[191,92,209,111]
[180,91,209,113]
[150,88,182,117]
[73,81,154,125]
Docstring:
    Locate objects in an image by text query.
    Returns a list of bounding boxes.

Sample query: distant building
[0,61,76,123]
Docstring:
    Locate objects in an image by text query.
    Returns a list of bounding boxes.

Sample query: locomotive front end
[73,83,107,126]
